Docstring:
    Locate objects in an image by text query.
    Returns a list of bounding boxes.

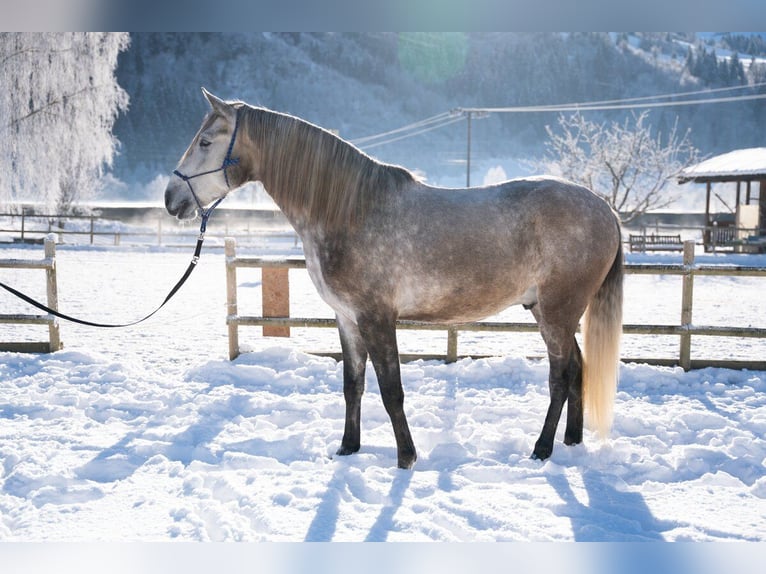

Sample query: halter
[172,107,241,232]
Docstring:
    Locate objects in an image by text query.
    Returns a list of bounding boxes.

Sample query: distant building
[679,147,766,253]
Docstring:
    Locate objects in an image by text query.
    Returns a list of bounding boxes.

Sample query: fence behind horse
[224,238,766,371]
[0,235,62,352]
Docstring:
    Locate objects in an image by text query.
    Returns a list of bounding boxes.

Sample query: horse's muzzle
[164,181,198,220]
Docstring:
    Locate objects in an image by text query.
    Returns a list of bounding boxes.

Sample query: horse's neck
[259,177,313,235]
[257,174,320,239]
[247,114,410,233]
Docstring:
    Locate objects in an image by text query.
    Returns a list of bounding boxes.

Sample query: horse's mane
[238,105,415,230]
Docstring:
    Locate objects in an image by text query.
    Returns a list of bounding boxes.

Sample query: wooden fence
[0,211,298,247]
[224,238,766,371]
[0,235,62,353]
[0,212,122,245]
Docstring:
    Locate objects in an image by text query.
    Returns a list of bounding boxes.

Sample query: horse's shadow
[363,470,412,542]
[74,352,333,486]
[303,459,412,542]
[545,468,675,541]
[300,370,495,542]
[304,454,674,542]
[302,465,346,542]
[76,392,263,483]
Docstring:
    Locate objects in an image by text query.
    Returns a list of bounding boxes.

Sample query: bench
[629,233,684,253]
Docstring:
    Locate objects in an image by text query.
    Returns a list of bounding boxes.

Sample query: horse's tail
[582,238,623,439]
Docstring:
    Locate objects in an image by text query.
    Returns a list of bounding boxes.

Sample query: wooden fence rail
[224,239,766,371]
[0,235,62,353]
[0,211,298,247]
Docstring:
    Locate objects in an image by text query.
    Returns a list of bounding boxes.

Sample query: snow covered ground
[0,237,765,547]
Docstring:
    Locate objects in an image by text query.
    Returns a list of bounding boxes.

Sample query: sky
[3,1,766,33]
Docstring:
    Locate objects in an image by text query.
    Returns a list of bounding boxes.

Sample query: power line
[464,81,766,113]
[458,92,766,114]
[457,83,766,114]
[351,112,452,145]
[350,83,766,150]
[351,113,463,150]
[363,117,466,150]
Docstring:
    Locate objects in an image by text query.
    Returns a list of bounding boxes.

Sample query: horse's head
[165,88,242,220]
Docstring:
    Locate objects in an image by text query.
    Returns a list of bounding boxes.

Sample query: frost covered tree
[0,33,129,212]
[533,111,700,223]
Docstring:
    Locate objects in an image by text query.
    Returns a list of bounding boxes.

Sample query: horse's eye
[199,139,211,148]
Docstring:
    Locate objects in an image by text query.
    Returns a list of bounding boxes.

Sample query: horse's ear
[202,87,232,115]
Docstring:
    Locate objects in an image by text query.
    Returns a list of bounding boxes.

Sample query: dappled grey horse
[165,89,624,469]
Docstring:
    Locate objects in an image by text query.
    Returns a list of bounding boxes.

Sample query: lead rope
[1,109,241,329]
[0,202,222,329]
[0,108,242,329]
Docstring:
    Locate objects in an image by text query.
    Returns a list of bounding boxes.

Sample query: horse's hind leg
[356,312,417,469]
[529,305,582,460]
[532,350,571,460]
[336,314,368,457]
[563,339,584,447]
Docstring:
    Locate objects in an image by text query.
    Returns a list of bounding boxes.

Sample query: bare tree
[0,33,130,212]
[532,111,700,223]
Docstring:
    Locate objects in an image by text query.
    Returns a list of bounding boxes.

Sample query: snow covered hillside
[112,32,766,195]
[0,241,764,543]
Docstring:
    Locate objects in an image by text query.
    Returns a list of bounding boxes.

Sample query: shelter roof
[678,147,766,183]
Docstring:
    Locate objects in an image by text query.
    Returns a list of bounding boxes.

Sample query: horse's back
[382,177,620,323]
[492,176,621,295]
[490,176,616,230]
[409,176,619,263]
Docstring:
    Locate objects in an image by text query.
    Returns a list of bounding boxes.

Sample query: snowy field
[0,236,765,550]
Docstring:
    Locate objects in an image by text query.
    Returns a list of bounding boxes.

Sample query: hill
[111,32,766,196]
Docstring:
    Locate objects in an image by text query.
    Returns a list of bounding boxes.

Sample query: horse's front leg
[336,313,368,457]
[357,313,417,469]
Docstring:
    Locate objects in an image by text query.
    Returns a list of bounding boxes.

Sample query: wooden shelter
[678,147,766,252]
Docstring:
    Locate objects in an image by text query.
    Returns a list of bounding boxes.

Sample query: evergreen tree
[729,52,745,85]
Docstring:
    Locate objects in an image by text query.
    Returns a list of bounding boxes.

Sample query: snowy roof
[679,147,766,183]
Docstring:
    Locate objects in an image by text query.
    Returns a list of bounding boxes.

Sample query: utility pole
[452,108,489,188]
[465,111,473,187]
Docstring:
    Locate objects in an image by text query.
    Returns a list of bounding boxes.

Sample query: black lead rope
[1,108,241,329]
[0,201,223,329]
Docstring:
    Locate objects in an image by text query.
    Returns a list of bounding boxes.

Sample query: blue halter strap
[172,107,241,228]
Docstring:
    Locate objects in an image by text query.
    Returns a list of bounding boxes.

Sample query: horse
[165,88,624,469]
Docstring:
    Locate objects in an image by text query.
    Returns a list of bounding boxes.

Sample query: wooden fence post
[679,240,695,370]
[44,235,61,351]
[447,327,458,363]
[225,238,240,360]
[262,266,290,337]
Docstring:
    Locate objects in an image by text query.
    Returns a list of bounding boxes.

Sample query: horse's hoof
[531,444,552,461]
[563,435,582,447]
[397,452,417,470]
[336,444,360,457]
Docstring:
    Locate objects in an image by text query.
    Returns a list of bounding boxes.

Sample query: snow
[679,147,766,181]
[0,238,765,545]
